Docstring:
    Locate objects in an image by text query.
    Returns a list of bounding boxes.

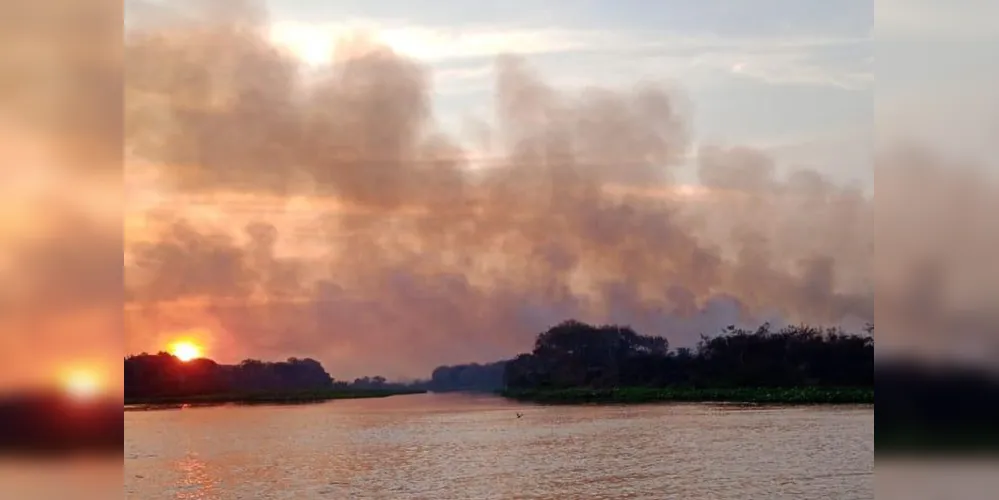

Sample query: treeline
[876,360,999,452]
[1,392,121,455]
[426,361,507,392]
[340,375,426,392]
[123,352,430,403]
[124,353,336,400]
[503,320,874,390]
[341,363,507,393]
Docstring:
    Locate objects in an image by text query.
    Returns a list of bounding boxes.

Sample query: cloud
[266,20,870,91]
[724,54,871,90]
[268,21,605,66]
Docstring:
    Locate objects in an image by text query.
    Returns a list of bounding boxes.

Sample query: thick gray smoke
[122,2,907,379]
[874,146,999,365]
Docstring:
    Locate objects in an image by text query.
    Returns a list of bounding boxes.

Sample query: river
[125,392,873,499]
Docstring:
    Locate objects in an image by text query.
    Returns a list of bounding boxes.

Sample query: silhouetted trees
[125,320,875,401]
[123,352,431,401]
[227,357,333,392]
[427,361,507,392]
[876,360,999,451]
[504,320,874,390]
[1,392,122,455]
[350,376,388,389]
[124,353,334,400]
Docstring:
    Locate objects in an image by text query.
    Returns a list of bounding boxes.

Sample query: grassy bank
[499,386,873,405]
[125,388,425,407]
[876,426,999,455]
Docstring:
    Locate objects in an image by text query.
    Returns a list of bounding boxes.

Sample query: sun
[61,369,102,400]
[168,340,203,362]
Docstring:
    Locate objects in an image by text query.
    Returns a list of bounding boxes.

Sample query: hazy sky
[877,0,999,170]
[265,0,874,186]
[113,0,999,379]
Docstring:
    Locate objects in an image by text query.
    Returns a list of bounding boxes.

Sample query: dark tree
[124,353,334,400]
[428,361,507,392]
[503,320,873,391]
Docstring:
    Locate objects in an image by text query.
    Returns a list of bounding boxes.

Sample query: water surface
[125,393,873,499]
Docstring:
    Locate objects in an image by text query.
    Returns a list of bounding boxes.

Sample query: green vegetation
[500,386,873,405]
[124,387,425,407]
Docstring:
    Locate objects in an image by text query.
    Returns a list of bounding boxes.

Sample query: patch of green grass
[124,388,425,408]
[499,386,873,405]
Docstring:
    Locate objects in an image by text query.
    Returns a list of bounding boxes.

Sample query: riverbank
[499,386,873,405]
[876,426,999,454]
[125,388,426,407]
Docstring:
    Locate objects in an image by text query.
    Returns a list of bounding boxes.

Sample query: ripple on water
[125,393,873,500]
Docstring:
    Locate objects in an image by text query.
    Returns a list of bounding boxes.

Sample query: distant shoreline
[124,388,426,408]
[499,386,874,405]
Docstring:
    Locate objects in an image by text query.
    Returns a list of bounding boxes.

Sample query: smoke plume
[0,0,122,390]
[121,2,995,378]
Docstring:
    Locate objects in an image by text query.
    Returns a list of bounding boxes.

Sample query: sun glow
[168,340,203,362]
[61,369,102,400]
[269,23,334,66]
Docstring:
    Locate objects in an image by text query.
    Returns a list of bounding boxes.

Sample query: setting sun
[61,369,102,400]
[168,341,203,362]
